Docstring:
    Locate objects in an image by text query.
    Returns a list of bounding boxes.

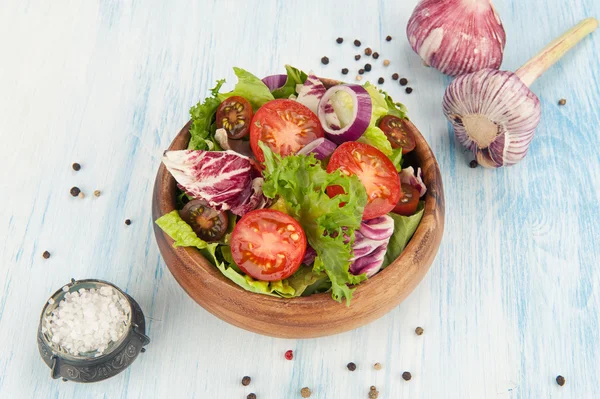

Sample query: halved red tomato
[378,115,416,154]
[250,99,324,162]
[230,209,306,281]
[392,183,420,216]
[326,142,401,220]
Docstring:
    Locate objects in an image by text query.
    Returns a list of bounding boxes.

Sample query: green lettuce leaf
[382,91,408,120]
[260,142,368,305]
[271,64,308,99]
[363,82,389,125]
[188,79,225,151]
[357,125,393,155]
[217,67,274,110]
[389,147,404,172]
[381,202,425,269]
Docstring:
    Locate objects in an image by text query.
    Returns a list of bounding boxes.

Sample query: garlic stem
[516,18,598,87]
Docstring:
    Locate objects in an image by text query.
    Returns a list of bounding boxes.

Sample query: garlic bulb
[407,0,506,76]
[443,18,598,168]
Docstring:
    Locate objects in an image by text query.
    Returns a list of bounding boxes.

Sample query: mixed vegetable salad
[156,65,427,305]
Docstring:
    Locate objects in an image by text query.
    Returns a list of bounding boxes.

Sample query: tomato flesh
[326,142,401,220]
[230,209,306,281]
[250,99,324,162]
[392,183,420,216]
[379,115,416,154]
[216,96,253,139]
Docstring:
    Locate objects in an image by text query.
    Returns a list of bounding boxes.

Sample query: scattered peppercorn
[469,160,479,169]
[247,394,257,399]
[368,386,379,399]
[405,87,413,94]
[285,350,294,360]
[399,78,408,86]
[356,75,362,81]
[42,251,51,259]
[355,54,361,61]
[556,375,566,386]
[354,39,361,46]
[78,192,85,199]
[364,47,373,56]
[374,363,382,370]
[364,63,372,72]
[347,362,357,371]
[415,326,424,335]
[321,56,329,65]
[383,59,390,67]
[370,386,376,391]
[359,69,365,75]
[70,187,81,197]
[378,77,384,84]
[72,163,81,171]
[386,35,392,41]
[392,73,399,80]
[94,190,101,197]
[341,68,349,75]
[300,387,312,398]
[558,99,567,106]
[372,52,379,59]
[242,376,251,386]
[402,371,412,381]
[336,37,343,44]
[125,219,131,225]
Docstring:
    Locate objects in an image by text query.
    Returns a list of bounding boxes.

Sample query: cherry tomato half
[216,96,253,139]
[180,199,229,241]
[392,183,420,216]
[250,99,324,162]
[326,142,401,220]
[379,115,416,154]
[230,209,306,281]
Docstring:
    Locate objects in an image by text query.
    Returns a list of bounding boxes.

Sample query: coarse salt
[44,286,130,357]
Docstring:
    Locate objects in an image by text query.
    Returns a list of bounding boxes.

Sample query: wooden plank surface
[0,0,598,397]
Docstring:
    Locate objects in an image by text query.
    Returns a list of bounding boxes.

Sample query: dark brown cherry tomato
[180,199,228,241]
[216,96,253,139]
[378,115,416,154]
[392,183,420,216]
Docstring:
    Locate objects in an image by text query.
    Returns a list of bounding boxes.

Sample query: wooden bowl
[152,80,445,338]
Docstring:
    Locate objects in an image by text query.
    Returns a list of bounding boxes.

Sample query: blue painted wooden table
[1,0,599,397]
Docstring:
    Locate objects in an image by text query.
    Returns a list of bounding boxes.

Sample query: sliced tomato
[216,96,253,139]
[378,115,416,154]
[392,184,420,216]
[326,142,401,220]
[230,209,306,281]
[180,199,228,242]
[250,99,324,162]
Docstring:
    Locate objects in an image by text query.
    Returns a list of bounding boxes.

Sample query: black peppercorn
[386,35,392,41]
[336,37,343,44]
[392,73,399,80]
[341,68,349,75]
[70,187,81,197]
[556,375,566,386]
[355,54,361,61]
[469,160,479,168]
[378,77,384,84]
[72,163,81,171]
[364,63,372,72]
[347,362,357,371]
[242,376,251,386]
[399,78,408,86]
[372,52,379,59]
[415,326,424,335]
[359,69,365,75]
[354,39,361,46]
[42,251,51,259]
[364,47,372,56]
[321,56,329,65]
[558,99,567,106]
[247,394,257,399]
[402,371,412,381]
[125,219,131,225]
[405,87,413,94]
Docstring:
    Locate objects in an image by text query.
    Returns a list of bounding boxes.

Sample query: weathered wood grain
[0,0,598,397]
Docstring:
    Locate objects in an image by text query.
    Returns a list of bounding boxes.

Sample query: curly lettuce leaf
[357,125,393,155]
[363,82,389,125]
[271,64,308,99]
[188,80,225,151]
[382,91,408,120]
[217,67,274,110]
[381,202,425,269]
[260,142,368,305]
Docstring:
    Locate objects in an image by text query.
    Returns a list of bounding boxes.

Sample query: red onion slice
[296,138,337,160]
[261,74,287,91]
[317,84,372,145]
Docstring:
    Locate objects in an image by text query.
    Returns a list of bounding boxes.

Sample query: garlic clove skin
[407,0,506,77]
[443,69,541,168]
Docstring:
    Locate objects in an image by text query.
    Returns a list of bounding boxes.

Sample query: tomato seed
[336,37,343,44]
[321,56,330,65]
[42,251,51,259]
[285,350,293,360]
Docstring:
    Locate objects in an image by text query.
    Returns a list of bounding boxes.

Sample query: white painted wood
[1,0,598,397]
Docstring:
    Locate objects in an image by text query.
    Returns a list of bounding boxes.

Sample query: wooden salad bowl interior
[152,78,445,339]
